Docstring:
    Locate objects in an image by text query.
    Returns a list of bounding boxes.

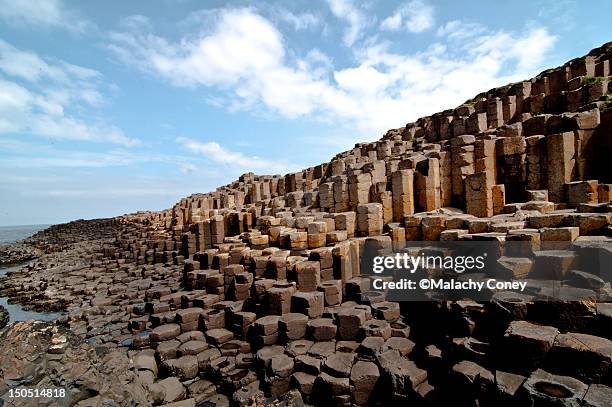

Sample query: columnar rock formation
[1,43,612,406]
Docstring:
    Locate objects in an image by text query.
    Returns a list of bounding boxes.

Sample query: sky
[0,0,610,226]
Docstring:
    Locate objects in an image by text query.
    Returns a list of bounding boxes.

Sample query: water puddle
[0,263,63,324]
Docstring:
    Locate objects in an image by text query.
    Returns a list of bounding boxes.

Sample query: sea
[0,264,63,323]
[1,224,63,323]
[0,224,50,244]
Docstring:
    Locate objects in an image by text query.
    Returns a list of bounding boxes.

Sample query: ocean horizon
[0,224,51,244]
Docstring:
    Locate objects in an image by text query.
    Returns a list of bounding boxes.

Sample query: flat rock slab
[323,352,355,378]
[269,354,295,378]
[151,323,181,342]
[206,328,234,345]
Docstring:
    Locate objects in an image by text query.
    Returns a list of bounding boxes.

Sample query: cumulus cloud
[0,0,92,32]
[0,40,139,146]
[380,1,434,33]
[108,9,557,137]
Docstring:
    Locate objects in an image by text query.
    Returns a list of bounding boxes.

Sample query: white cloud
[109,9,285,88]
[325,0,368,46]
[109,8,557,138]
[0,149,133,169]
[437,20,486,39]
[276,9,320,30]
[0,40,138,146]
[0,0,91,32]
[177,137,294,174]
[508,28,558,71]
[380,1,434,33]
[0,40,100,85]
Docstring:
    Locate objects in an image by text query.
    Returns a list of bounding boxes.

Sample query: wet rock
[0,320,150,405]
[0,305,8,329]
[0,243,41,266]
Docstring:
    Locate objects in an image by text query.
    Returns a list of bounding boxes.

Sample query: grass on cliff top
[582,76,605,86]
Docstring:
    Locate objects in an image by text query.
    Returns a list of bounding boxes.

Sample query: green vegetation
[463,97,477,106]
[582,76,605,86]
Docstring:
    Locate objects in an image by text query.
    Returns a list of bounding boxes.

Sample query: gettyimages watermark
[359,239,611,302]
[372,251,487,274]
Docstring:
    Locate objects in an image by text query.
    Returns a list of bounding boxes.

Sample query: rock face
[0,305,8,329]
[1,43,612,406]
[0,320,150,406]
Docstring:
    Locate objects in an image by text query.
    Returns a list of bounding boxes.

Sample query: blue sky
[0,0,610,226]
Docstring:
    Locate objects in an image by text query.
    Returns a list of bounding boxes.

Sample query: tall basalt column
[319,182,334,211]
[415,158,441,212]
[596,109,612,183]
[525,135,546,190]
[466,171,494,218]
[348,172,372,209]
[391,169,414,222]
[356,203,383,237]
[570,108,601,181]
[546,132,576,202]
[434,150,452,207]
[496,136,527,202]
[333,176,350,213]
[475,139,497,177]
[487,97,504,128]
[250,181,262,203]
[450,135,476,208]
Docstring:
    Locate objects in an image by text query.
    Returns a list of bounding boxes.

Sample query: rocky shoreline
[1,43,612,406]
[0,319,150,406]
[1,215,611,407]
[0,243,41,267]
